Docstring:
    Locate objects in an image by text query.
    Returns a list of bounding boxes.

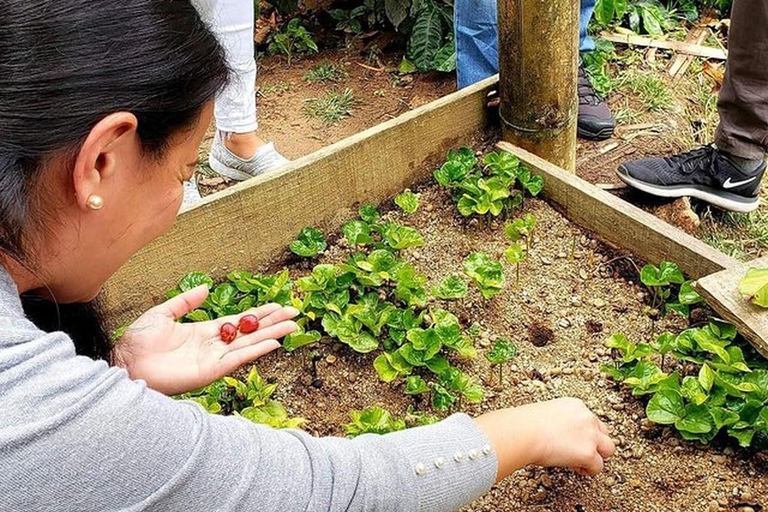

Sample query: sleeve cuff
[383,413,498,512]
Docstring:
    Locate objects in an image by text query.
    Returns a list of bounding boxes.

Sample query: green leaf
[374,353,401,382]
[679,280,703,305]
[739,267,768,307]
[681,376,709,406]
[184,309,211,322]
[432,39,456,72]
[646,389,685,425]
[178,271,214,292]
[595,0,616,24]
[385,0,411,29]
[283,329,321,352]
[699,364,715,392]
[210,283,237,308]
[289,227,327,257]
[359,204,380,223]
[504,243,526,265]
[675,404,714,435]
[463,252,505,299]
[395,189,420,214]
[407,2,443,71]
[344,406,406,437]
[405,375,430,395]
[485,339,517,365]
[381,223,424,250]
[432,274,469,300]
[342,220,374,245]
[431,383,457,410]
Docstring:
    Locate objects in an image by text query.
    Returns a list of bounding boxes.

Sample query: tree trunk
[497,0,579,172]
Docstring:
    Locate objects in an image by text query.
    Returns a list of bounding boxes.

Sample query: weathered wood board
[102,76,498,327]
[695,257,768,358]
[496,141,739,279]
[601,32,727,60]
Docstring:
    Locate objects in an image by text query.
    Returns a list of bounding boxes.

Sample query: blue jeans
[455,0,597,88]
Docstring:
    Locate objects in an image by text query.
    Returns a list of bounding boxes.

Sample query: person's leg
[617,0,767,213]
[454,0,614,140]
[714,0,768,162]
[454,0,499,89]
[578,0,597,53]
[200,0,288,185]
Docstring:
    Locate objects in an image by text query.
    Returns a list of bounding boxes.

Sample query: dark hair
[1,0,230,357]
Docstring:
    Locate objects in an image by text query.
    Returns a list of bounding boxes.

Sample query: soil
[233,158,767,512]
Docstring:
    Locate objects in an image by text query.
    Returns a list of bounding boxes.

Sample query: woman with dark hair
[0,2,614,510]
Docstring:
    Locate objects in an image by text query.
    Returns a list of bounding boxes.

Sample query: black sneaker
[578,65,616,141]
[617,145,765,213]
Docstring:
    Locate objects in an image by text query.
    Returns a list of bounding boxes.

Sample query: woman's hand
[112,285,299,396]
[475,398,616,482]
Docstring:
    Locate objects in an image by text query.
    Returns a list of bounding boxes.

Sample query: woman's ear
[72,112,139,211]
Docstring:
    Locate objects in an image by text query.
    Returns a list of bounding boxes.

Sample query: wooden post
[498,0,580,171]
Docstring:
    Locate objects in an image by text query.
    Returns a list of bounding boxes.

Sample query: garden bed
[190,158,767,512]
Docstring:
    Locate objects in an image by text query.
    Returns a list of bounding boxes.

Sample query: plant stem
[498,365,503,387]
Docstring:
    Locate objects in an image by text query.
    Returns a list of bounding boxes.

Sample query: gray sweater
[0,268,497,511]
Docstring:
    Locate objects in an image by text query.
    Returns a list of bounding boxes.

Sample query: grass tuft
[304,62,348,83]
[303,88,355,124]
[617,70,675,113]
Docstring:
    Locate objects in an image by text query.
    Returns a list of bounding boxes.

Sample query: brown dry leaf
[703,61,725,92]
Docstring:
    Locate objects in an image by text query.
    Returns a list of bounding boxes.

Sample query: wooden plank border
[102,76,499,326]
[496,141,739,278]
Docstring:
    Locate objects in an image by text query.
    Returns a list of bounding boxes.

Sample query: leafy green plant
[304,62,348,83]
[431,274,469,300]
[177,368,306,429]
[503,243,527,289]
[329,5,368,33]
[289,227,327,258]
[464,253,505,299]
[739,268,768,308]
[485,339,517,385]
[640,260,703,316]
[395,189,420,214]
[436,148,543,220]
[303,88,355,124]
[344,405,406,437]
[359,204,380,223]
[505,214,537,253]
[267,19,318,64]
[594,0,681,36]
[603,322,768,447]
[378,222,424,250]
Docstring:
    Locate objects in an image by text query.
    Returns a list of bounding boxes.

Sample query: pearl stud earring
[87,195,104,210]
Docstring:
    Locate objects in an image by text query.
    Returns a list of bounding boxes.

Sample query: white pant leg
[195,0,258,133]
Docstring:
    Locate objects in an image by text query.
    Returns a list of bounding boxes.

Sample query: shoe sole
[578,125,615,141]
[616,166,760,213]
[208,154,254,181]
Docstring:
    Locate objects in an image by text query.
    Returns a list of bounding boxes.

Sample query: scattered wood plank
[497,141,739,279]
[695,257,768,359]
[601,32,727,60]
[667,28,709,79]
[101,76,499,327]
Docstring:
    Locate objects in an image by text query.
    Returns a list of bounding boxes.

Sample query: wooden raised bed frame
[102,76,767,356]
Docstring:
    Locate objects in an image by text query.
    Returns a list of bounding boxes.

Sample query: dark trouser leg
[714,0,768,160]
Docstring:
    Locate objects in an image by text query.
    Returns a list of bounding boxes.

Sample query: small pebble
[541,257,552,265]
[325,355,337,364]
[708,500,720,512]
[592,298,607,309]
[558,318,571,328]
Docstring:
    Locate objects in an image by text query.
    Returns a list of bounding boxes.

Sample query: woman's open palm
[112,285,299,396]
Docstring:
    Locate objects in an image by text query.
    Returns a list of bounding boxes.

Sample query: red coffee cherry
[220,322,238,343]
[238,314,260,334]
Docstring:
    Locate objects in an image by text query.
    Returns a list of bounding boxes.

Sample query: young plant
[395,189,420,214]
[267,19,318,64]
[640,260,703,316]
[463,253,505,299]
[289,227,327,258]
[431,274,469,300]
[603,322,768,448]
[504,213,537,253]
[378,222,424,250]
[176,368,307,429]
[504,243,527,289]
[343,405,406,437]
[485,339,517,385]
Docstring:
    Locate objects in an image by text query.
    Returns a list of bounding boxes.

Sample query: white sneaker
[208,130,290,181]
[182,175,202,208]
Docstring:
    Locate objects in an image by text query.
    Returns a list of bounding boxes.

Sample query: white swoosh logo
[723,176,757,189]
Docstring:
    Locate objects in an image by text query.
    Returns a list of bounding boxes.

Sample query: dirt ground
[197,39,768,262]
[240,168,767,512]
